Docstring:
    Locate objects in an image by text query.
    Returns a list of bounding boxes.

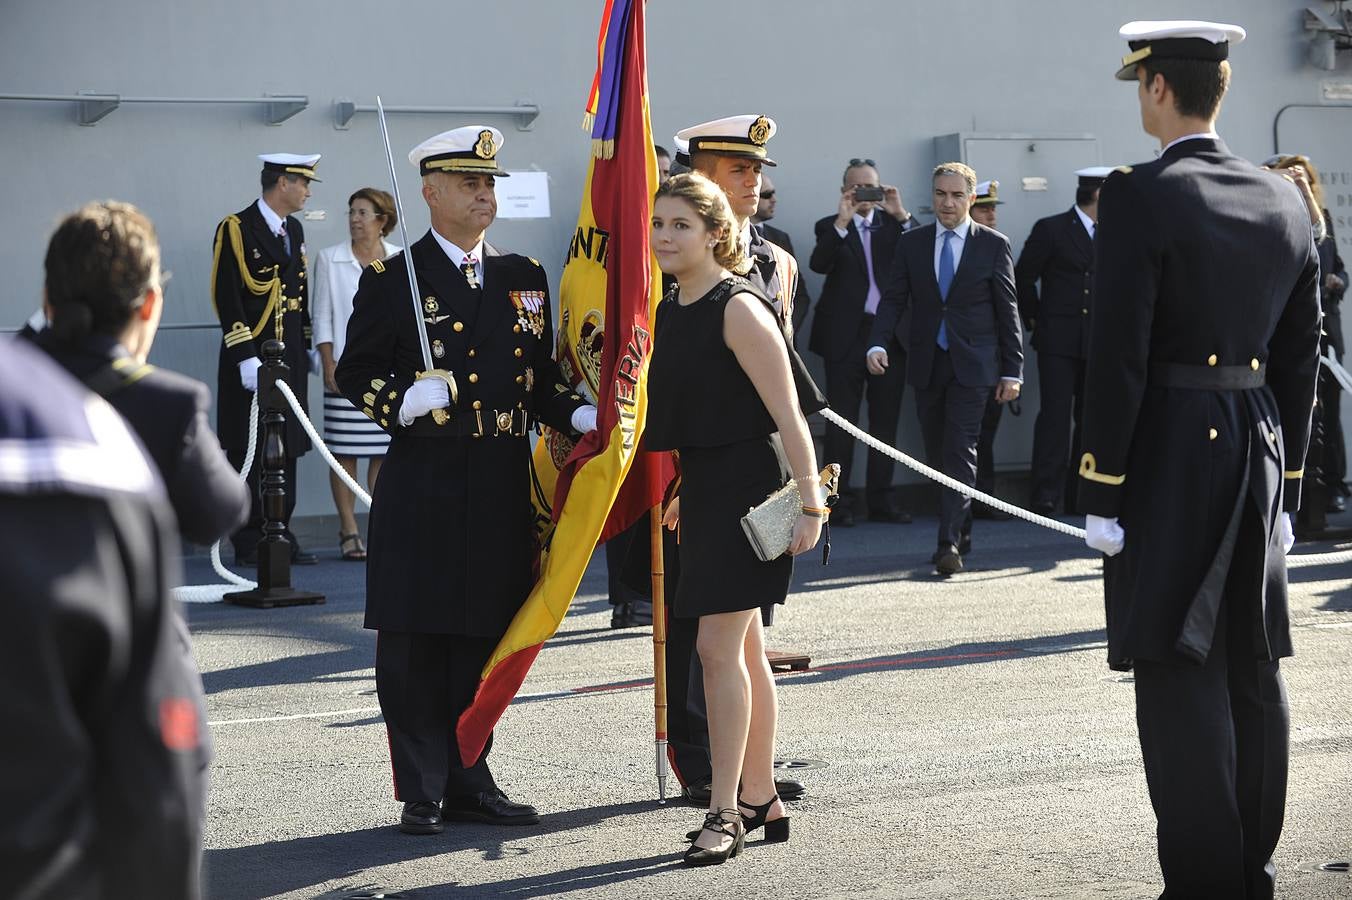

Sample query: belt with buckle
[447,407,533,438]
[1149,362,1266,390]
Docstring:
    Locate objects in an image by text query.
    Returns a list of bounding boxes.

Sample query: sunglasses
[759,190,776,200]
[849,158,876,167]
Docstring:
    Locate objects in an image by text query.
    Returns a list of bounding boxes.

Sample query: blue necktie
[937,230,955,350]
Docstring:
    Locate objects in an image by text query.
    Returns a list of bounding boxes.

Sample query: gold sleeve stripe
[363,392,377,406]
[223,321,253,348]
[1079,452,1126,486]
[1284,469,1304,479]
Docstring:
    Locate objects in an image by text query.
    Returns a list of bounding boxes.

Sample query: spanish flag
[456,0,666,766]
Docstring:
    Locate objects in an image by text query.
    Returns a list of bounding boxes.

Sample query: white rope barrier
[274,380,372,508]
[819,408,1351,569]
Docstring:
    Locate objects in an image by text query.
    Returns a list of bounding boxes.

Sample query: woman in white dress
[311,188,399,560]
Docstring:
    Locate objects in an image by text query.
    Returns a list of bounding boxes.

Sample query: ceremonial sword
[375,95,456,426]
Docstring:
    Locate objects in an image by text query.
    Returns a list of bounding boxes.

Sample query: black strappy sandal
[683,808,746,866]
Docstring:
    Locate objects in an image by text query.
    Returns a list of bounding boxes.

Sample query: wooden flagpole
[650,503,669,803]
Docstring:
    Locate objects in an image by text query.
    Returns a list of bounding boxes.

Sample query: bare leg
[739,615,786,822]
[693,609,756,851]
[330,456,359,541]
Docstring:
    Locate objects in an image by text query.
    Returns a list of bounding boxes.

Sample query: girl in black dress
[646,174,827,866]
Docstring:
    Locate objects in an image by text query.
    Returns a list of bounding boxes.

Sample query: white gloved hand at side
[398,377,450,426]
[238,356,262,392]
[1280,512,1296,554]
[1085,514,1125,557]
[307,349,322,375]
[571,404,598,434]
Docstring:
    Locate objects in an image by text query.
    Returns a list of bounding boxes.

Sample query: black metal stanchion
[225,339,325,608]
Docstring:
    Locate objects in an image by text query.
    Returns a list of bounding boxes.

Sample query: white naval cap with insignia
[409,125,510,177]
[1115,20,1246,81]
[1075,166,1116,187]
[674,114,778,166]
[973,180,1002,206]
[259,153,322,181]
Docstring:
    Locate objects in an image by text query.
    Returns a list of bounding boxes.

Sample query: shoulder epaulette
[528,257,542,268]
[371,258,385,273]
[1114,165,1134,175]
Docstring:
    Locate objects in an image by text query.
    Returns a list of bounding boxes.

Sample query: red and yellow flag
[456,0,667,766]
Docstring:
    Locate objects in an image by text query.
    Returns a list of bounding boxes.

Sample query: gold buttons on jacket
[1209,427,1218,440]
[468,349,476,358]
[513,324,522,334]
[472,400,482,409]
[1207,354,1218,367]
[515,375,525,384]
[514,348,523,358]
[468,373,479,383]
[1081,308,1088,314]
[454,321,465,332]
[1250,358,1260,371]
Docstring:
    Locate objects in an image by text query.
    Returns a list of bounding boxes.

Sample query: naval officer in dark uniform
[1,339,210,900]
[1016,167,1111,515]
[1079,21,1321,898]
[36,200,248,547]
[211,152,321,566]
[336,125,595,835]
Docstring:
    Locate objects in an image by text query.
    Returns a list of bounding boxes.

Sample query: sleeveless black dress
[646,277,827,618]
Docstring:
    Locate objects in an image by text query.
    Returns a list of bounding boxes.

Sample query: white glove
[307,349,322,375]
[398,377,450,426]
[571,404,598,434]
[1280,512,1295,554]
[1085,514,1125,557]
[238,356,262,392]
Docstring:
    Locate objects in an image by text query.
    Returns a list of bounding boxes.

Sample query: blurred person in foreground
[0,338,209,899]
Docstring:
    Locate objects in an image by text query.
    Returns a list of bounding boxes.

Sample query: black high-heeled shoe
[683,794,790,842]
[683,808,745,867]
[738,794,790,843]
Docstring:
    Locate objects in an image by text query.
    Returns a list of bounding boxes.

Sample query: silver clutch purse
[740,463,840,562]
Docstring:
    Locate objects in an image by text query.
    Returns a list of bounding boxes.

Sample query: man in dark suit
[211,153,321,566]
[867,162,1023,575]
[752,173,812,341]
[337,125,595,836]
[1080,22,1320,897]
[810,159,918,526]
[967,180,1014,521]
[1016,167,1111,515]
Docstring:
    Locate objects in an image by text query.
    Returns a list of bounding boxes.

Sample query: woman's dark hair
[44,201,160,341]
[654,172,744,271]
[349,187,398,237]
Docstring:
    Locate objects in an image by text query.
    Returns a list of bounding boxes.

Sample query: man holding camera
[809,159,918,526]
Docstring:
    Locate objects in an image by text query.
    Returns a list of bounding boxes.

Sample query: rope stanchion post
[224,339,325,609]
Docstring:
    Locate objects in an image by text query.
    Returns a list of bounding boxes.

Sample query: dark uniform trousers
[823,317,907,513]
[1133,510,1288,900]
[915,350,989,549]
[1030,353,1086,508]
[376,632,498,802]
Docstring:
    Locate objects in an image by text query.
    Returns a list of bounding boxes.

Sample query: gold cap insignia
[474,129,496,160]
[748,116,772,146]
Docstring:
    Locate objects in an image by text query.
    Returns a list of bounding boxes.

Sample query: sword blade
[375,95,435,373]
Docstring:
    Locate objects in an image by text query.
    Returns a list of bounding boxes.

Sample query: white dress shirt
[431,229,486,289]
[933,216,971,277]
[256,197,287,237]
[1160,131,1219,155]
[1074,205,1095,239]
[833,210,876,239]
[311,238,399,359]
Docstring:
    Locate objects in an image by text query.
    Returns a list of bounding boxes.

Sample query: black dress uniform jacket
[869,221,1023,388]
[808,209,906,362]
[336,232,585,636]
[211,201,313,458]
[35,332,248,546]
[1015,207,1095,359]
[1078,138,1322,671]
[759,222,812,340]
[0,341,208,900]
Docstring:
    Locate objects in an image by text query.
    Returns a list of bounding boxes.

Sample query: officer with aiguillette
[336,125,597,836]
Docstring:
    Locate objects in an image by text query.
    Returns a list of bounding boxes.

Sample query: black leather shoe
[869,506,913,524]
[934,543,962,576]
[291,547,318,566]
[399,800,443,835]
[442,789,540,825]
[682,779,712,806]
[610,599,653,629]
[972,504,1012,521]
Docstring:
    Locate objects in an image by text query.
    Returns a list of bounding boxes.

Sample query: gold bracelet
[801,506,829,518]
